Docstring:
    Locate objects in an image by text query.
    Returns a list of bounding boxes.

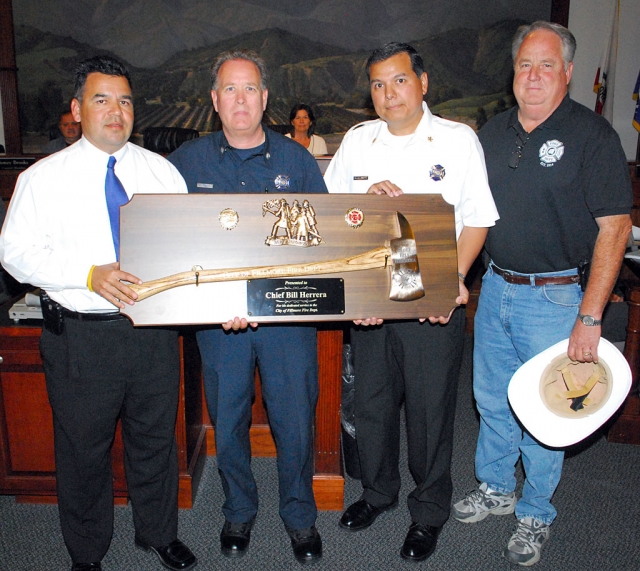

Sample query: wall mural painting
[13,0,552,152]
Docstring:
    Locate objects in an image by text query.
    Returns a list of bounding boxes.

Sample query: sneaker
[452,482,516,523]
[503,517,550,566]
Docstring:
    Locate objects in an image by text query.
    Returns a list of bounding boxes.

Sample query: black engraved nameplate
[247,278,345,317]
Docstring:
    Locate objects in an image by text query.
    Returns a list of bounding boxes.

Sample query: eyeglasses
[508,131,530,170]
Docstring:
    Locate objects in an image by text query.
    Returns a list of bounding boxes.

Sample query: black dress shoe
[220,519,254,558]
[288,525,322,564]
[135,537,197,570]
[400,522,441,562]
[71,564,101,571]
[339,498,398,531]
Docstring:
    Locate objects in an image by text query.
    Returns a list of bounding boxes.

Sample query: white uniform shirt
[324,102,499,238]
[0,137,187,312]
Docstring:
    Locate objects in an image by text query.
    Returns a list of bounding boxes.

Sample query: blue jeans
[473,264,583,524]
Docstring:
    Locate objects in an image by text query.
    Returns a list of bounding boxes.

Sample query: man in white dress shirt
[0,55,196,571]
[325,42,498,563]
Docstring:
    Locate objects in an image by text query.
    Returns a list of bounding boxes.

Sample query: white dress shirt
[0,137,187,312]
[324,102,499,238]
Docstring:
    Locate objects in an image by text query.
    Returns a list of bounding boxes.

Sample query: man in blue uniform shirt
[169,49,326,565]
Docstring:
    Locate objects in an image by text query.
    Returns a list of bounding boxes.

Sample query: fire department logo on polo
[539,140,564,167]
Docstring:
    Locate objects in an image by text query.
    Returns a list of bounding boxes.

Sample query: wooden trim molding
[0,0,22,153]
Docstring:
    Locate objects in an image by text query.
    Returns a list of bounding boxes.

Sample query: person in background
[286,103,328,156]
[0,55,196,571]
[452,21,632,567]
[42,110,82,153]
[324,41,498,563]
[168,49,326,566]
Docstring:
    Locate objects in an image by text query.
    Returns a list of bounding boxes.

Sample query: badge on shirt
[429,164,446,181]
[197,182,213,189]
[353,176,369,181]
[274,174,291,190]
[539,140,564,167]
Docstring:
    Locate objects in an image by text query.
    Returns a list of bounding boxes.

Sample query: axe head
[389,212,425,301]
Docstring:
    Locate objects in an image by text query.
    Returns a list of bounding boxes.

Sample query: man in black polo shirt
[452,21,632,567]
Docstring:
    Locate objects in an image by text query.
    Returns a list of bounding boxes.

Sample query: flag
[633,69,640,132]
[593,0,619,121]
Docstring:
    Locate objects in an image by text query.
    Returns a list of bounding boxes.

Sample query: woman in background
[286,104,328,156]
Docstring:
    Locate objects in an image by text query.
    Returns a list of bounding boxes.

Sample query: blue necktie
[105,156,129,261]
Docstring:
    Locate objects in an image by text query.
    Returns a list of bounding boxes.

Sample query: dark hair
[512,21,577,70]
[289,103,316,137]
[58,109,74,122]
[365,42,425,81]
[73,55,131,101]
[211,49,268,90]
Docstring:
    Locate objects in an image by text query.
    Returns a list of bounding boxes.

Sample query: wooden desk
[0,305,344,509]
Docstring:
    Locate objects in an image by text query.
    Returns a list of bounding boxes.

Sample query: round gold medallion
[345,207,364,229]
[219,208,239,230]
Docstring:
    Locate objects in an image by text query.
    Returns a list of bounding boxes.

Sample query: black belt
[61,307,126,322]
[492,265,580,286]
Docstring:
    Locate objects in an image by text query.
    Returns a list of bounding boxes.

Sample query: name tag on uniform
[197,183,213,189]
[353,176,368,181]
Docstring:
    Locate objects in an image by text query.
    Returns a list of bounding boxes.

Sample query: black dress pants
[40,316,180,563]
[351,309,465,527]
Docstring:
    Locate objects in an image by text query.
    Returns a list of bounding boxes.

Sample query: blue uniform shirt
[168,127,328,195]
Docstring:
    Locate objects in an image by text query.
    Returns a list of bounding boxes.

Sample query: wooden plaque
[119,194,459,325]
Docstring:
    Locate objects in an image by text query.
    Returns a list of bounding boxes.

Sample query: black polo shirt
[480,96,632,274]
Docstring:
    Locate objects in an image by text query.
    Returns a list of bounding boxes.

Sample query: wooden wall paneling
[607,288,640,444]
[0,323,207,507]
[312,326,344,510]
[199,325,345,510]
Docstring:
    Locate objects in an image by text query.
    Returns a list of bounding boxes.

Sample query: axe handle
[129,246,391,301]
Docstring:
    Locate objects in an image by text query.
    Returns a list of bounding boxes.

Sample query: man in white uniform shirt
[0,56,196,571]
[325,42,498,563]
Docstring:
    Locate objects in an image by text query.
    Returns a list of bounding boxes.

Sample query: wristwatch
[577,313,602,326]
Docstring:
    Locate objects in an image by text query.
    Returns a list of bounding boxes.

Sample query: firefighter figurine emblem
[262,198,324,247]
